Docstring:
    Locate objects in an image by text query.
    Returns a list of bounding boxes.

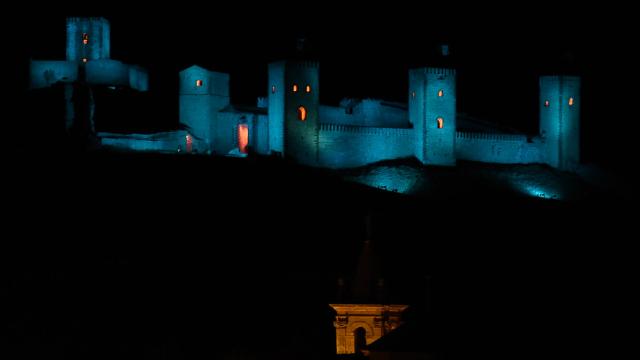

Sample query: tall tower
[539,76,581,171]
[409,67,457,166]
[329,217,408,355]
[267,60,320,165]
[179,65,230,153]
[66,17,110,62]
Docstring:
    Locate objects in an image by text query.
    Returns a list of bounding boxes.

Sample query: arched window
[238,124,249,154]
[437,117,444,129]
[82,33,89,45]
[544,100,550,107]
[196,79,203,87]
[568,97,574,106]
[354,327,367,354]
[272,85,276,94]
[292,84,298,93]
[306,84,311,93]
[297,106,307,121]
[438,89,444,97]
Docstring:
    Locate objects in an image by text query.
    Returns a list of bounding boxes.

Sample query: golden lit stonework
[329,304,408,354]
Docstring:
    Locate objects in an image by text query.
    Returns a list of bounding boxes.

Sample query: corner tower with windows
[267,60,320,165]
[409,67,457,166]
[539,75,581,171]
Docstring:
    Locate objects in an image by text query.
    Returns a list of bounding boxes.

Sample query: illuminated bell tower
[267,60,320,165]
[329,217,408,355]
[66,17,110,62]
[409,67,457,166]
[539,76,581,171]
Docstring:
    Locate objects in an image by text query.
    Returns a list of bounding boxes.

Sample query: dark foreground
[2,150,635,360]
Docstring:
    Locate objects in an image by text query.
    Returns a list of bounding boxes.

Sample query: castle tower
[267,60,320,165]
[66,17,110,62]
[329,217,408,355]
[179,65,230,153]
[539,76,581,171]
[409,67,457,166]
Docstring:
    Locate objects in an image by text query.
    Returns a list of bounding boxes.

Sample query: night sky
[3,2,636,360]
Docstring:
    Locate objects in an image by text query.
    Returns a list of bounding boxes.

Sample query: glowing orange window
[272,85,276,94]
[238,124,249,154]
[438,89,444,97]
[437,117,444,129]
[305,84,311,93]
[293,84,298,93]
[186,135,193,153]
[82,33,89,45]
[297,106,307,121]
[544,100,550,107]
[568,97,574,106]
[196,79,203,87]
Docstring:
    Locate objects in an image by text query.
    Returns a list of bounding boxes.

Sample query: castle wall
[319,102,408,128]
[318,124,414,168]
[85,60,129,85]
[267,62,285,154]
[254,114,270,155]
[179,66,230,150]
[30,61,78,89]
[99,130,190,153]
[455,132,544,164]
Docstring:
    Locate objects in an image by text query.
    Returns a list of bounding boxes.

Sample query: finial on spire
[296,36,306,53]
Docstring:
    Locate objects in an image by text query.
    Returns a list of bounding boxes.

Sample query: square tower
[267,60,320,166]
[179,65,230,152]
[539,76,581,170]
[409,67,457,166]
[66,17,111,62]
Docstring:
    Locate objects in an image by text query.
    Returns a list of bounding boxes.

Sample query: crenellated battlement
[320,123,412,136]
[423,67,456,76]
[456,132,526,142]
[288,60,320,69]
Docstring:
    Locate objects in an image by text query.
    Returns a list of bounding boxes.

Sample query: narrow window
[437,117,444,129]
[293,84,298,93]
[238,124,249,154]
[306,84,311,93]
[438,89,444,97]
[544,100,550,107]
[412,91,416,99]
[196,79,203,87]
[272,85,276,94]
[297,106,307,121]
[82,58,87,63]
[82,33,89,45]
[568,97,574,106]
[186,135,193,153]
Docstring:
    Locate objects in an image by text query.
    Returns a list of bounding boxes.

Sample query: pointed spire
[351,213,383,303]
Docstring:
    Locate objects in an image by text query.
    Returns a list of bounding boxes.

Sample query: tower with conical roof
[329,215,408,355]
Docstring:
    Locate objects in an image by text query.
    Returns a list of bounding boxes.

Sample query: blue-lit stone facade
[30,18,582,173]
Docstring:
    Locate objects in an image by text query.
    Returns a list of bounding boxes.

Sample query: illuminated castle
[29,17,148,143]
[31,18,581,172]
